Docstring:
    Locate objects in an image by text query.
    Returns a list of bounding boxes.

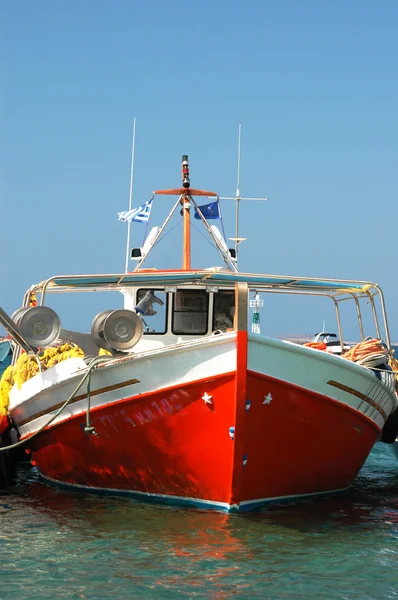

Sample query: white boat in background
[309,332,351,355]
[0,154,397,510]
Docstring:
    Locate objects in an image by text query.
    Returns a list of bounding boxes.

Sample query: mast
[181,155,191,270]
[151,159,222,270]
[124,118,137,273]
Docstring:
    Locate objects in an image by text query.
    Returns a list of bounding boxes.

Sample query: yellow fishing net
[0,343,84,419]
[388,348,398,385]
[99,348,112,356]
[0,365,15,419]
[40,343,84,369]
[13,354,40,389]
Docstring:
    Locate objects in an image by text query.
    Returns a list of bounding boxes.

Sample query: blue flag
[194,201,220,220]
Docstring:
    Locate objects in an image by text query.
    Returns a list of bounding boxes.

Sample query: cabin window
[213,290,235,332]
[172,290,209,335]
[136,289,167,334]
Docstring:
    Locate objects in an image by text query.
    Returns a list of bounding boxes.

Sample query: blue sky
[1,0,397,340]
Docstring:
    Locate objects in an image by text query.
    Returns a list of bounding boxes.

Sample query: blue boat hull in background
[0,340,11,362]
[0,340,12,377]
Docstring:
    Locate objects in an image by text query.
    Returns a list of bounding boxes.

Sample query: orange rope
[303,341,327,351]
[342,337,387,364]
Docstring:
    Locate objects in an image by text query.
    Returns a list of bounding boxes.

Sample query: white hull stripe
[39,473,349,512]
[40,474,235,511]
[238,485,350,509]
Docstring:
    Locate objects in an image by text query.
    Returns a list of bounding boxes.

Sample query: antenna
[235,120,242,252]
[218,122,268,269]
[124,117,137,274]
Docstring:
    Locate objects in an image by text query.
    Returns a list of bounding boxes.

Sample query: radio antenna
[124,117,137,273]
[218,122,268,269]
[235,121,242,257]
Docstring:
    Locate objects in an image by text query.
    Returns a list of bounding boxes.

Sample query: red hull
[27,368,380,511]
[240,371,378,506]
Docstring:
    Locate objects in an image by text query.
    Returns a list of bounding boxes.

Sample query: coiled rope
[342,337,391,369]
[342,337,398,390]
[303,337,398,381]
[0,355,111,453]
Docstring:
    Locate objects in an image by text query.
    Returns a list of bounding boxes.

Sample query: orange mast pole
[154,157,217,271]
[181,155,191,270]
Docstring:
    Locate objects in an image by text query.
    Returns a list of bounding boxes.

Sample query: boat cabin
[122,284,236,351]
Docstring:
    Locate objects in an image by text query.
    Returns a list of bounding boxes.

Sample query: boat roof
[32,269,379,299]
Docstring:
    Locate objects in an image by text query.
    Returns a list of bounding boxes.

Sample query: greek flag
[118,198,153,223]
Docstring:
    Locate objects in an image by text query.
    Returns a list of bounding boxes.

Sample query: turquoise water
[0,350,397,599]
[0,444,396,600]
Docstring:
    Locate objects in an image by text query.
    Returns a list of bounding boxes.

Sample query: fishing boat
[0,155,397,511]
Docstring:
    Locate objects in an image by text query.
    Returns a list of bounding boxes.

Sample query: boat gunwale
[10,332,395,431]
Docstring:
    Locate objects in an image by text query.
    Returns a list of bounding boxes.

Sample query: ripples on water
[0,444,397,600]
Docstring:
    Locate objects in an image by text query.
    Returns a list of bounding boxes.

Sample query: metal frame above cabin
[20,269,391,350]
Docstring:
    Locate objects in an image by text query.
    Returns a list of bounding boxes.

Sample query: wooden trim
[17,378,141,427]
[327,379,387,420]
[235,282,248,331]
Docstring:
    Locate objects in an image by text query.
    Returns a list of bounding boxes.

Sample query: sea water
[0,444,396,600]
[0,350,397,599]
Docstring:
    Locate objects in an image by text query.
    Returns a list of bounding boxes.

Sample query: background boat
[0,340,12,376]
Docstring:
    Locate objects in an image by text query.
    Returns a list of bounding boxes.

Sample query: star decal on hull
[263,393,273,405]
[202,392,213,404]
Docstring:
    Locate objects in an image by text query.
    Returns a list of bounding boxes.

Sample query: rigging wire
[190,221,223,252]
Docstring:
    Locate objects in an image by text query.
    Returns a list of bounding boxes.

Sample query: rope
[0,355,110,453]
[303,337,398,381]
[151,218,182,249]
[84,363,97,435]
[341,337,398,394]
[190,221,221,251]
[341,338,390,368]
[303,341,327,350]
[368,366,398,375]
